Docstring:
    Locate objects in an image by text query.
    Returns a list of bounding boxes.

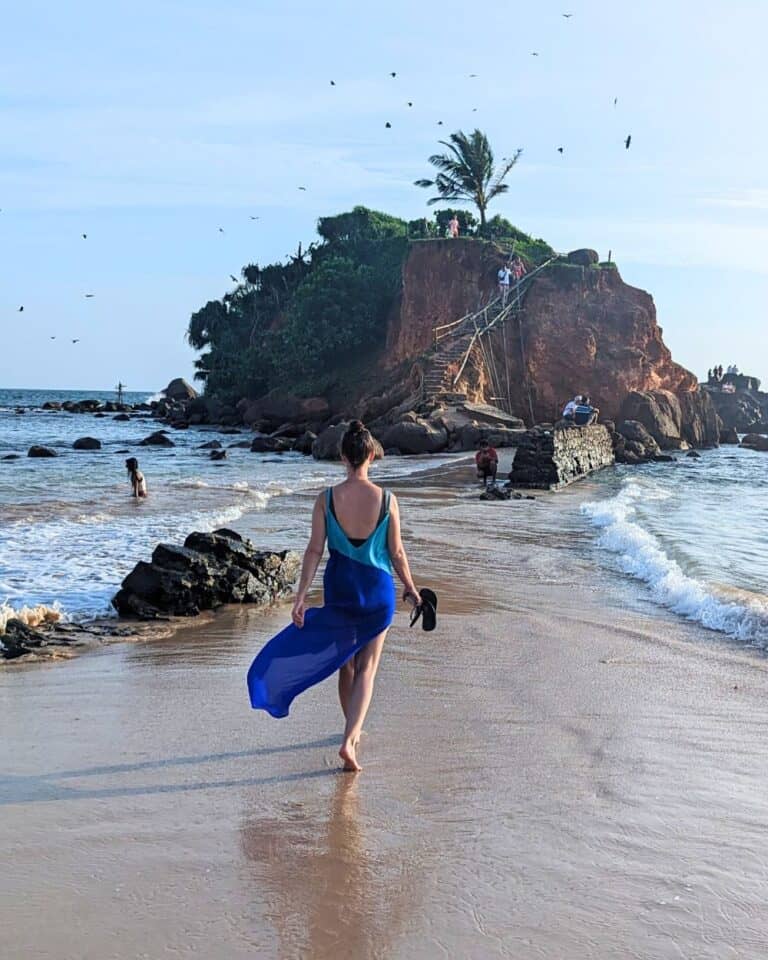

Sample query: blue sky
[1,0,766,391]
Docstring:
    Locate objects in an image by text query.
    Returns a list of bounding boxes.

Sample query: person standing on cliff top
[448,215,459,238]
[497,264,511,305]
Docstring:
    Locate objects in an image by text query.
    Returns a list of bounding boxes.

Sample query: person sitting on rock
[562,395,581,421]
[574,396,599,426]
[125,457,148,498]
[475,439,498,486]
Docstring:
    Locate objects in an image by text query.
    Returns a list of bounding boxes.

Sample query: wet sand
[4,464,768,958]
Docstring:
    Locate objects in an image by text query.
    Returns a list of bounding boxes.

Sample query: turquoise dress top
[247,488,396,717]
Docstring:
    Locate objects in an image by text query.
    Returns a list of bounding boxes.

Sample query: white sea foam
[582,479,768,647]
[0,602,63,634]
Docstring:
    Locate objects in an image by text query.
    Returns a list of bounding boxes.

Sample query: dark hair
[340,420,378,468]
[125,457,139,472]
[478,439,489,448]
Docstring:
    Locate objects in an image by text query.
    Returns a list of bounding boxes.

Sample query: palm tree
[415,129,522,228]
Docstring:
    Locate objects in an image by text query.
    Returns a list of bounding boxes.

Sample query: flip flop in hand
[408,588,438,632]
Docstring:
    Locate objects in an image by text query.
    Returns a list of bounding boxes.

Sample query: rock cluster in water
[112,529,300,619]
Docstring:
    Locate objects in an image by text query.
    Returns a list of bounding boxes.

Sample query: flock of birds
[12,10,634,326]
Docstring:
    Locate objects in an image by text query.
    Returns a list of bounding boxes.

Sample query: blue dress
[247,488,396,718]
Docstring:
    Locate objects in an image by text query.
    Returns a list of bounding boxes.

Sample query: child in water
[125,457,147,498]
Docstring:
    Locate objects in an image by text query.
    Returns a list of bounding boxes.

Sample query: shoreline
[5,457,768,957]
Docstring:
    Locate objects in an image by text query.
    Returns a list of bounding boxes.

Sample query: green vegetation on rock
[187,203,553,402]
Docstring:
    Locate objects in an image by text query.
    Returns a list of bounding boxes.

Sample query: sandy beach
[3,464,768,959]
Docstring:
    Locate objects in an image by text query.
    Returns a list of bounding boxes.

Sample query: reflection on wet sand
[240,773,419,959]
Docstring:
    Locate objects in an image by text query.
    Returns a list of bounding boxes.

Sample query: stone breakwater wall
[508,424,615,489]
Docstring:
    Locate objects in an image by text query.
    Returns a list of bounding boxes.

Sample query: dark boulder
[720,426,739,444]
[566,248,599,267]
[617,420,661,455]
[686,450,701,459]
[2,454,21,461]
[163,377,198,401]
[251,433,292,453]
[73,437,102,450]
[28,445,58,458]
[741,433,768,452]
[210,450,227,460]
[380,418,448,455]
[113,413,131,422]
[619,391,683,449]
[198,439,222,450]
[228,440,252,449]
[292,430,318,455]
[111,529,300,619]
[140,431,175,448]
[1,619,48,659]
[312,422,350,461]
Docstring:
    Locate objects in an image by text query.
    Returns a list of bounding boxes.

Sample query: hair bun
[348,419,366,434]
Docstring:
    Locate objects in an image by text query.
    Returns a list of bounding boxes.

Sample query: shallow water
[582,448,768,649]
[0,388,465,619]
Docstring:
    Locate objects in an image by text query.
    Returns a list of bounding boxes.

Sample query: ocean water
[582,447,768,649]
[0,388,461,621]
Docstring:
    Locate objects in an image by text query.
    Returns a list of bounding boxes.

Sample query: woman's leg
[338,659,355,720]
[339,631,387,772]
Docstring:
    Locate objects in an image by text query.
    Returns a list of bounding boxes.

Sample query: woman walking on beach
[247,420,420,772]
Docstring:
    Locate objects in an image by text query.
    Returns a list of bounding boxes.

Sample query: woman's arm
[387,494,419,604]
[291,492,327,628]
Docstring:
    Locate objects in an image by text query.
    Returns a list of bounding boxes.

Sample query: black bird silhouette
[85,293,95,298]
[469,74,478,78]
[330,80,336,86]
[472,107,477,112]
[437,120,443,125]
[72,339,80,344]
[614,97,618,106]
[557,147,564,154]
[18,305,23,312]
[298,186,307,191]
[81,233,87,239]
[531,51,539,56]
[218,227,225,233]
[563,12,573,17]
[385,121,392,128]
[390,72,396,77]
[625,134,632,149]
[249,216,260,220]
[407,101,413,107]
[229,274,238,282]
[50,336,55,340]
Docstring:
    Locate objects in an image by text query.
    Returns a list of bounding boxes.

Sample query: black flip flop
[409,588,438,632]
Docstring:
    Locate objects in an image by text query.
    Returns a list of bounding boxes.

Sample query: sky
[1,0,766,391]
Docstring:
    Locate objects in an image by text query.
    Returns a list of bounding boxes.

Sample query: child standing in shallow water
[125,457,147,498]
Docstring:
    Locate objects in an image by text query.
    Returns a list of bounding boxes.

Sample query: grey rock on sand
[112,528,300,619]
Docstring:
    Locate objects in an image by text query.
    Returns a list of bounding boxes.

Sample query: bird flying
[249,216,260,220]
[72,339,80,344]
[50,336,55,340]
[613,97,618,106]
[18,305,23,312]
[390,72,396,77]
[469,74,478,78]
[298,186,307,190]
[625,135,632,149]
[531,52,539,56]
[81,233,87,239]
[407,101,413,107]
[557,147,564,154]
[85,293,95,298]
[218,227,225,233]
[330,80,336,85]
[385,121,392,128]
[563,12,573,17]
[230,274,239,282]
[437,120,443,125]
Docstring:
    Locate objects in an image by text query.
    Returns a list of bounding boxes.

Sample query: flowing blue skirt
[247,551,396,718]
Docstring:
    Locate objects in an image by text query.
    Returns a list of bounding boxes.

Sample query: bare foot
[339,740,362,772]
